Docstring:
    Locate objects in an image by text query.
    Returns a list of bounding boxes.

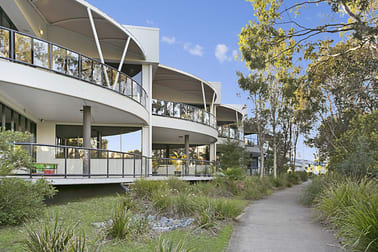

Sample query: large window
[0,102,36,140]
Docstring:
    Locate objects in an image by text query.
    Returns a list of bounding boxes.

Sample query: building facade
[0,0,260,182]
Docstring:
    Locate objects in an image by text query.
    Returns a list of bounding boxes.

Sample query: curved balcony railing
[218,123,244,141]
[152,99,217,129]
[0,26,147,108]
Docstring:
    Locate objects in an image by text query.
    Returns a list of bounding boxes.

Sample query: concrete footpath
[227,182,343,252]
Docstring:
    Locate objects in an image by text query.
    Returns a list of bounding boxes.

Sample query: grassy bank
[301,175,378,252]
[0,172,305,251]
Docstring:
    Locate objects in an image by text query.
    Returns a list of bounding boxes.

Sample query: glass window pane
[230,128,235,139]
[119,73,127,94]
[157,100,165,115]
[152,99,157,114]
[204,112,209,125]
[103,66,112,87]
[0,28,9,58]
[15,33,31,63]
[133,82,141,102]
[93,61,102,84]
[33,39,49,68]
[52,45,66,73]
[174,103,180,118]
[193,108,199,122]
[126,77,132,96]
[67,50,79,77]
[81,56,92,82]
[167,102,174,117]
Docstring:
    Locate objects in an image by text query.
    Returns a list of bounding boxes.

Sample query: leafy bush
[296,171,308,182]
[220,167,246,181]
[0,178,56,225]
[23,215,88,252]
[0,130,32,175]
[286,173,300,185]
[132,179,167,200]
[300,176,325,206]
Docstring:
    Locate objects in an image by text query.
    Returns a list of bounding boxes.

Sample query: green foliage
[329,112,378,177]
[219,167,246,181]
[0,130,32,175]
[217,139,251,170]
[316,177,378,251]
[0,178,56,225]
[167,177,189,193]
[300,176,326,206]
[106,201,149,240]
[296,171,308,182]
[23,214,88,252]
[132,179,168,200]
[154,234,193,252]
[286,173,300,185]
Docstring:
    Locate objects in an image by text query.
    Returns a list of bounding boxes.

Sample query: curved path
[227,182,343,252]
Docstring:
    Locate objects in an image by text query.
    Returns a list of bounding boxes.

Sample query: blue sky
[87,0,342,160]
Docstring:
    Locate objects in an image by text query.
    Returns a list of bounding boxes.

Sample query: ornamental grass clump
[133,179,167,200]
[23,214,88,252]
[315,177,378,252]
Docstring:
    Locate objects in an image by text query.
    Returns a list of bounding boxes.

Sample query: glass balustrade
[152,98,217,129]
[218,123,245,141]
[0,26,147,108]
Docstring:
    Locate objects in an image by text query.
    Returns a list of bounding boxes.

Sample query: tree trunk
[273,114,277,178]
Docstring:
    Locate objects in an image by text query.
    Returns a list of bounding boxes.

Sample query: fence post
[122,153,125,178]
[29,144,33,179]
[64,146,67,178]
[106,151,109,178]
[88,149,91,178]
[133,155,136,178]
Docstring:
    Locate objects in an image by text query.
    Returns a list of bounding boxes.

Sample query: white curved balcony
[0,26,147,108]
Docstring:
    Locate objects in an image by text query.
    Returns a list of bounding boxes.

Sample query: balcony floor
[7,176,214,185]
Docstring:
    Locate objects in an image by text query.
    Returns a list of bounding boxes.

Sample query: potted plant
[171,152,186,176]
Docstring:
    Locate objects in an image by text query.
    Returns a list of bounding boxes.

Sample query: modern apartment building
[0,0,259,183]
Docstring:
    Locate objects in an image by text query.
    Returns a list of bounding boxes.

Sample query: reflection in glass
[15,33,32,63]
[103,66,112,87]
[157,100,165,115]
[174,103,181,118]
[230,128,235,139]
[152,99,158,114]
[166,102,174,117]
[218,126,222,136]
[67,50,79,77]
[193,108,199,122]
[33,39,49,68]
[0,28,9,58]
[52,45,66,73]
[126,77,132,96]
[92,61,102,84]
[204,112,209,125]
[119,73,127,94]
[133,82,141,102]
[222,126,229,138]
[81,56,92,82]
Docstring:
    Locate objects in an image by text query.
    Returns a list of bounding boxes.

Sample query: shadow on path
[227,182,343,252]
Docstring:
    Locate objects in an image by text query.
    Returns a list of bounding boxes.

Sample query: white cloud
[184,43,204,56]
[215,44,232,63]
[161,36,176,45]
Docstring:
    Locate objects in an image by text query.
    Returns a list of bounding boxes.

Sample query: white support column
[141,64,153,174]
[87,7,110,87]
[201,82,207,111]
[210,92,216,114]
[236,111,239,126]
[210,143,216,163]
[113,37,131,89]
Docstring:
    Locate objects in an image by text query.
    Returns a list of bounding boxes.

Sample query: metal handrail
[152,98,217,129]
[0,25,147,108]
[11,143,216,179]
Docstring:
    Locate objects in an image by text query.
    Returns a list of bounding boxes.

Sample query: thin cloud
[162,36,176,45]
[215,44,231,63]
[184,43,204,56]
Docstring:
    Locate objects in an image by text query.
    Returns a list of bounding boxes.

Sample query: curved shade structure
[29,0,145,60]
[153,65,217,105]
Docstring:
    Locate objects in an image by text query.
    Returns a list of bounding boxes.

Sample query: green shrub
[152,190,171,212]
[286,173,300,185]
[0,178,56,225]
[296,171,309,182]
[220,167,246,181]
[316,177,378,251]
[172,193,196,217]
[300,176,325,206]
[213,198,243,219]
[167,178,189,193]
[133,179,167,200]
[23,215,88,252]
